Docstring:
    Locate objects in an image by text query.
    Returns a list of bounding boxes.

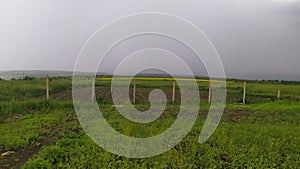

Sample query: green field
[0,77,299,168]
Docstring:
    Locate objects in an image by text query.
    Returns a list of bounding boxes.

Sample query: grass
[0,111,66,151]
[0,77,299,168]
[19,103,300,168]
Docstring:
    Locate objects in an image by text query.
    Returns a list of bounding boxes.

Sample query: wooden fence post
[133,79,136,104]
[172,81,176,104]
[243,81,246,104]
[208,83,212,104]
[46,75,49,100]
[92,78,95,102]
[277,90,281,100]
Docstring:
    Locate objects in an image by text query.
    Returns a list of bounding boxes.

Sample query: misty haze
[0,0,299,80]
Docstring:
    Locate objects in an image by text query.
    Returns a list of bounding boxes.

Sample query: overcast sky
[0,0,299,80]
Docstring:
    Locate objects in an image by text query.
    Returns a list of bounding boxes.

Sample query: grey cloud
[0,0,299,80]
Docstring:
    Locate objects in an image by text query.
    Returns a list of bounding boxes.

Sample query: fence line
[243,81,246,104]
[172,81,176,104]
[45,76,285,104]
[46,75,49,100]
[133,80,136,104]
[208,84,212,104]
[92,78,95,102]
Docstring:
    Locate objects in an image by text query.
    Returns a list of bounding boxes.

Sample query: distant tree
[23,76,34,80]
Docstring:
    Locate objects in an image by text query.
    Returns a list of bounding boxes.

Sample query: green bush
[22,157,52,169]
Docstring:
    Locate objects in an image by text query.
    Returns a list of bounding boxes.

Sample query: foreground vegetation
[0,77,299,168]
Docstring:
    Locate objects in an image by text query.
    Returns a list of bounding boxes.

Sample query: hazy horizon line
[0,69,299,82]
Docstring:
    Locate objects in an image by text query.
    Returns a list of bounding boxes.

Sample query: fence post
[208,83,212,104]
[172,81,176,104]
[92,78,95,102]
[46,75,49,100]
[243,81,246,104]
[133,79,136,104]
[277,90,281,100]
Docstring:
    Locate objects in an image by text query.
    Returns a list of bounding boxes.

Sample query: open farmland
[0,77,299,168]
